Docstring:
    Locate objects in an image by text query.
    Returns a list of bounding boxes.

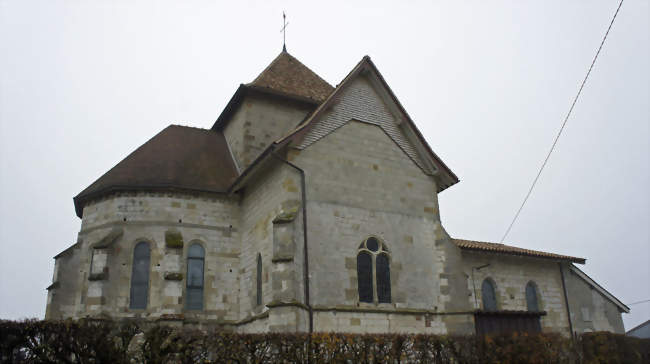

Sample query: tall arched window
[526,281,540,311]
[186,243,205,310]
[481,278,497,311]
[256,253,263,306]
[130,241,150,309]
[356,237,391,303]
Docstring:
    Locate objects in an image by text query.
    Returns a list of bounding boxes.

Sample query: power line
[626,299,650,306]
[500,0,625,243]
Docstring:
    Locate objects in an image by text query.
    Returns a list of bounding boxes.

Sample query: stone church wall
[460,251,571,334]
[289,120,474,334]
[223,93,312,171]
[235,159,307,333]
[564,267,625,334]
[45,244,83,319]
[47,192,241,324]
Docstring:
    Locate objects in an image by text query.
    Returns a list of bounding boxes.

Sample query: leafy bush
[1,319,648,363]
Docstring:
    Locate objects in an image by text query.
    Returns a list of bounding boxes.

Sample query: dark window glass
[357,251,373,303]
[376,253,391,303]
[188,243,204,258]
[526,282,539,311]
[482,279,497,311]
[256,253,263,306]
[186,243,205,310]
[130,242,150,309]
[366,237,379,252]
[187,258,204,286]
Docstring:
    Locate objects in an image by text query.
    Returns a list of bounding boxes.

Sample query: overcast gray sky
[1,0,648,330]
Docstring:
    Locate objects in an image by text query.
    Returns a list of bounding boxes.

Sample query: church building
[45,51,629,335]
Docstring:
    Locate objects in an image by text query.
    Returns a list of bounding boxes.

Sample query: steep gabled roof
[249,51,334,103]
[73,125,238,217]
[454,238,586,264]
[211,51,332,131]
[274,55,459,191]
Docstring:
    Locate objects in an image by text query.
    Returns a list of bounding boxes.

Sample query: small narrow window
[130,242,150,309]
[481,279,497,311]
[186,243,205,310]
[356,236,391,304]
[526,281,540,311]
[376,253,391,303]
[357,251,373,303]
[256,253,263,306]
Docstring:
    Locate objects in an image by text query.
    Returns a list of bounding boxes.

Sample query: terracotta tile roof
[453,239,585,263]
[73,125,238,217]
[249,51,334,103]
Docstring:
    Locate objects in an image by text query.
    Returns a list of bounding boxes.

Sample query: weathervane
[280,11,289,52]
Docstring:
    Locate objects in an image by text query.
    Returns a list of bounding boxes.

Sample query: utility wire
[626,299,650,306]
[500,0,625,243]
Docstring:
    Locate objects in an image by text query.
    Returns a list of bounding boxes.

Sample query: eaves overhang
[454,239,586,264]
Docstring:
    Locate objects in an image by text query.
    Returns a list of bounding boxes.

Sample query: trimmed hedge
[1,319,648,363]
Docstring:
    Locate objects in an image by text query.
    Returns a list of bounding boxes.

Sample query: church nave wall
[283,115,469,333]
[460,252,570,334]
[237,159,305,332]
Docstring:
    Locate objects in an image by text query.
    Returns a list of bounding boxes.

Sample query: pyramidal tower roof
[248,51,334,102]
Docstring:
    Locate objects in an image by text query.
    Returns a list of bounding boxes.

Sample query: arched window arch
[526,281,540,311]
[186,243,205,310]
[356,236,391,303]
[481,278,497,311]
[130,241,150,309]
[256,253,263,306]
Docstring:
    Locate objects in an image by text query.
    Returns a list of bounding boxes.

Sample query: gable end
[295,75,432,175]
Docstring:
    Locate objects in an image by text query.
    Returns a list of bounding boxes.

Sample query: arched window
[481,278,497,311]
[130,241,150,309]
[356,237,391,303]
[357,251,373,303]
[186,243,205,310]
[526,281,540,311]
[256,253,263,306]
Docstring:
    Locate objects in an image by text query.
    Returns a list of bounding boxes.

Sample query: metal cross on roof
[280,11,289,52]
